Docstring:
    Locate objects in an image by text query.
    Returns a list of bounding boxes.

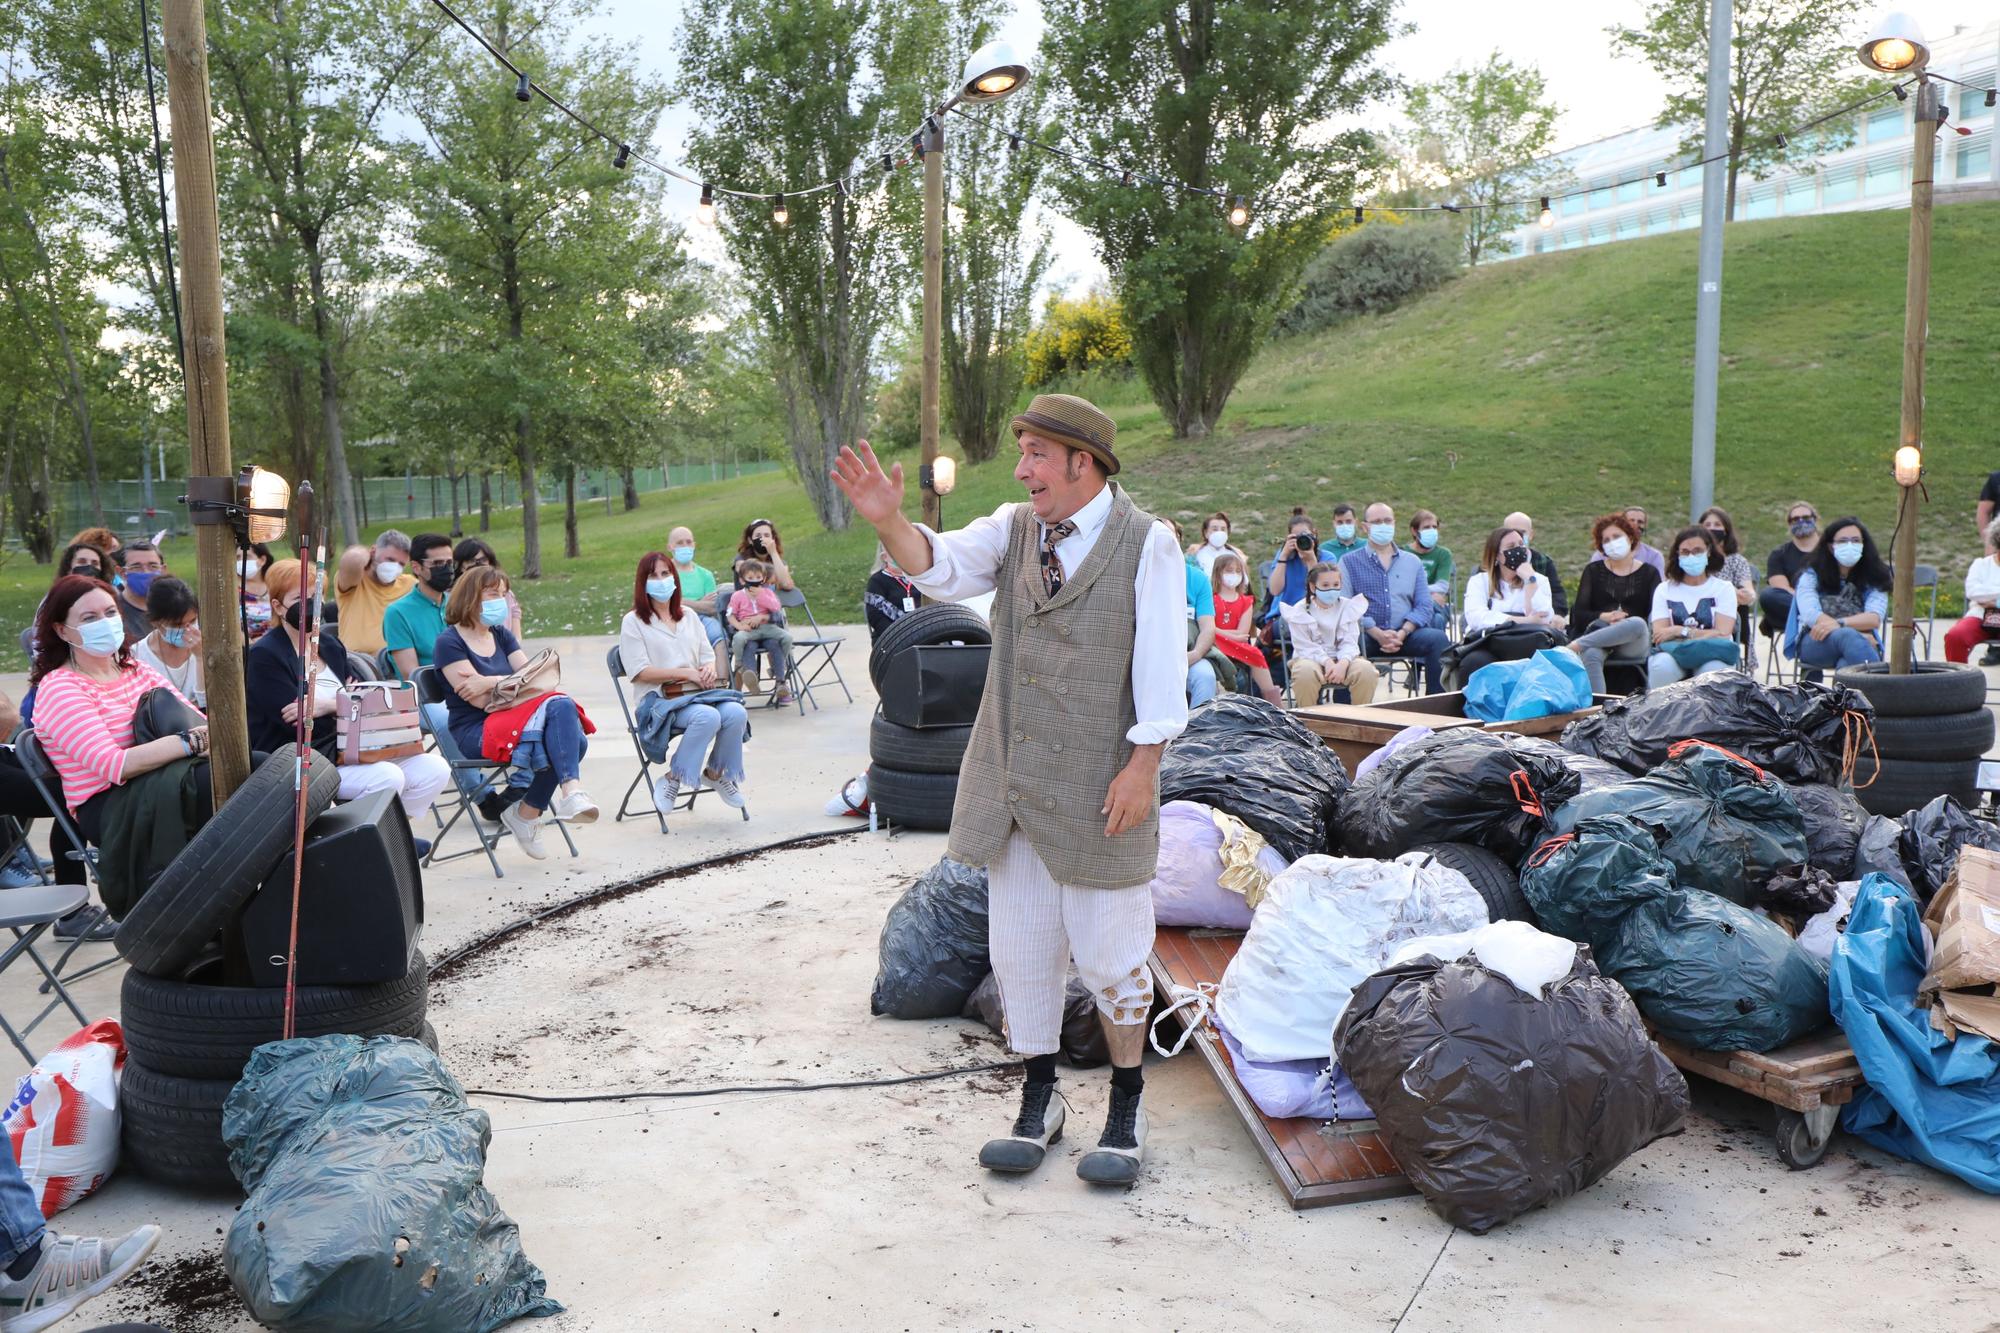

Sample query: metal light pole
[1688,0,1731,520]
[918,39,1029,532]
[1859,12,1935,675]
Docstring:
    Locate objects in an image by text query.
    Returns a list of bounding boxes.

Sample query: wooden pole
[1889,79,1939,675]
[161,0,251,800]
[919,116,943,531]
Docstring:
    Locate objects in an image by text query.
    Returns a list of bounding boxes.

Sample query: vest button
[1059,625,1071,637]
[1052,742,1063,753]
[1058,683,1069,696]
[1027,618,1039,629]
[1008,791,1020,803]
[1042,797,1056,810]
[1014,731,1025,743]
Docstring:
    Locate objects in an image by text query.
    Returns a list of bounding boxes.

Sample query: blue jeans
[1797,627,1882,671]
[698,614,726,648]
[1187,660,1218,708]
[0,1146,43,1268]
[1647,652,1735,690]
[669,701,748,785]
[1365,626,1449,694]
[522,695,588,810]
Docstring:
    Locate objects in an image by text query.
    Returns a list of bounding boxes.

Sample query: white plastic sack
[1149,801,1288,929]
[2,1020,124,1217]
[1796,880,1861,964]
[1388,921,1578,999]
[1216,853,1487,1064]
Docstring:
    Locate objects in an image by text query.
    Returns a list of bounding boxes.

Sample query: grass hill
[3,201,1995,670]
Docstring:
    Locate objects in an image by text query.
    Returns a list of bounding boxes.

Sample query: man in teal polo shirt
[669,524,729,676]
[383,533,455,680]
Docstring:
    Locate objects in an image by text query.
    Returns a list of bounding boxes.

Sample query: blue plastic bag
[1829,875,2000,1193]
[1464,650,1592,724]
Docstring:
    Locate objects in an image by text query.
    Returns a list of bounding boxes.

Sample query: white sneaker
[652,774,682,815]
[501,803,549,860]
[713,775,746,809]
[0,1225,161,1333]
[555,790,599,824]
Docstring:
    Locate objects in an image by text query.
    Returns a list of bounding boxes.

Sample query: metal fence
[43,459,782,543]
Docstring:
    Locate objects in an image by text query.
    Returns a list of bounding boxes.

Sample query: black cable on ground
[465,1062,1014,1105]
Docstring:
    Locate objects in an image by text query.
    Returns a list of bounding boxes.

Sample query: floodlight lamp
[238,467,291,544]
[929,456,957,497]
[1858,12,1929,73]
[1894,445,1923,487]
[959,39,1029,104]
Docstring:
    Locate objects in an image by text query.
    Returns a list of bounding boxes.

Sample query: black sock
[6,1238,42,1280]
[1023,1054,1057,1086]
[1111,1063,1143,1096]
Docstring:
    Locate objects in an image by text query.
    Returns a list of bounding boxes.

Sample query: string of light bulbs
[423,0,1998,236]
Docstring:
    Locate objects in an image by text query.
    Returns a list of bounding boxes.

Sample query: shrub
[1022,291,1132,388]
[1276,223,1461,336]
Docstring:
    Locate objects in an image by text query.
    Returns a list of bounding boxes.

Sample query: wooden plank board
[1150,926,1415,1210]
[1652,1030,1865,1113]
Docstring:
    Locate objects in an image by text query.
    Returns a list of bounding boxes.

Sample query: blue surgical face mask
[1677,553,1711,579]
[480,597,509,626]
[160,626,193,648]
[1417,528,1439,550]
[645,577,675,600]
[72,617,124,657]
[1313,587,1341,605]
[1333,522,1355,542]
[123,570,157,598]
[673,546,695,565]
[1833,541,1864,568]
[1368,522,1395,547]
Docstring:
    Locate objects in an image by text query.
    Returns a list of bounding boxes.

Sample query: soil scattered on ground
[113,1251,245,1331]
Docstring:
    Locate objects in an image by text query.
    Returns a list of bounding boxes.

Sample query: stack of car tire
[1836,662,1993,816]
[867,606,991,831]
[112,744,435,1193]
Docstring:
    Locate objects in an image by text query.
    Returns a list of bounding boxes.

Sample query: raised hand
[829,439,905,528]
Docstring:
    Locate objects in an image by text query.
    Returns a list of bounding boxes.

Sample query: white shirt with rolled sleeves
[904,484,1190,747]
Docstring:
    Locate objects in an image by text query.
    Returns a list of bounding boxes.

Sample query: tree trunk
[282,359,314,494]
[479,471,491,531]
[304,238,361,547]
[26,447,54,564]
[447,463,462,537]
[620,465,638,511]
[514,413,539,577]
[562,463,579,558]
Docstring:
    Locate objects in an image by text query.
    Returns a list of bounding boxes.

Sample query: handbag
[1661,637,1740,671]
[131,687,204,745]
[482,648,561,712]
[1981,609,2000,633]
[336,680,424,764]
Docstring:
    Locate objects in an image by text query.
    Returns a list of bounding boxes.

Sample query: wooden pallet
[1651,1028,1864,1114]
[1150,926,1415,1209]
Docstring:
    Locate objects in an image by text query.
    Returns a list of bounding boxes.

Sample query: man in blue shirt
[1341,502,1447,694]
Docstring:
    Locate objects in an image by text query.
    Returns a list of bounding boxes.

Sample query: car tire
[868,765,959,832]
[120,952,429,1081]
[1835,662,1986,717]
[119,1061,239,1194]
[868,604,991,691]
[868,714,973,774]
[1869,707,1996,763]
[116,743,341,979]
[1409,842,1536,926]
[1850,753,1981,818]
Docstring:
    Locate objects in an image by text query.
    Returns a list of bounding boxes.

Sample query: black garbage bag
[1764,864,1839,917]
[223,1034,561,1332]
[962,971,1110,1068]
[1897,796,2000,906]
[1336,728,1580,860]
[1159,694,1349,861]
[1853,814,1912,889]
[1787,782,1870,879]
[871,857,989,1019]
[1334,948,1688,1234]
[1521,815,1830,1051]
[1560,672,1871,786]
[1508,736,1628,793]
[1547,741,1809,907]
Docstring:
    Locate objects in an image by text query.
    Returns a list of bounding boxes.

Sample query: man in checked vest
[832,394,1187,1188]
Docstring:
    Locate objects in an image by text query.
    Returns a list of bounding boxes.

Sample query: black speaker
[240,787,424,988]
[880,643,990,729]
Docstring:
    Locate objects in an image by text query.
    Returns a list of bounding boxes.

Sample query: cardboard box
[1921,845,2000,996]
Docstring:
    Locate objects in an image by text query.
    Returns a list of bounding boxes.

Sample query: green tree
[1610,0,1877,222]
[1405,53,1565,266]
[1038,0,1398,439]
[676,0,942,530]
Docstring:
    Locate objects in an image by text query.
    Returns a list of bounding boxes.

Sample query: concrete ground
[0,625,1994,1331]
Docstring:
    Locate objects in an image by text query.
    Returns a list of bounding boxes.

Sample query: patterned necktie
[1040,520,1078,600]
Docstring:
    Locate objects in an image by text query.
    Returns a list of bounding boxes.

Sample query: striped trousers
[987,829,1156,1057]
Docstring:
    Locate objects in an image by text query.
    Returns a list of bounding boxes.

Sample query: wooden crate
[1150,926,1414,1209]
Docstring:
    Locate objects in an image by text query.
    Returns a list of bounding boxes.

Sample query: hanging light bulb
[1228,196,1249,228]
[613,143,630,169]
[1353,204,1364,226]
[1774,133,1789,149]
[882,151,895,173]
[771,192,789,228]
[1007,132,1021,155]
[1539,196,1554,229]
[1655,170,1667,187]
[696,183,715,227]
[513,71,532,102]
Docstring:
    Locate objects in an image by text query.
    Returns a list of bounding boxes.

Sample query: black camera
[1294,532,1316,553]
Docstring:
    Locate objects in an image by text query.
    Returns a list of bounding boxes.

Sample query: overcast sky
[569,0,1996,286]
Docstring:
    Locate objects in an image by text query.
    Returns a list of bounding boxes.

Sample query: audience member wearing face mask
[1565,513,1662,695]
[1786,517,1890,673]
[334,529,416,656]
[1279,561,1380,706]
[1209,551,1282,704]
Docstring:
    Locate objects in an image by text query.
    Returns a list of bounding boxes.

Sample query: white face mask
[237,557,258,578]
[374,559,405,585]
[1206,530,1228,549]
[1601,536,1631,561]
[1220,571,1243,589]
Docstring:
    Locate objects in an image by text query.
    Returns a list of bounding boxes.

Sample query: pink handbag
[335,681,425,765]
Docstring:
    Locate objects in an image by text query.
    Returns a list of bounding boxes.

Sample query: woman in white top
[1187,511,1246,579]
[1944,516,2000,663]
[128,576,205,709]
[1647,526,1741,690]
[619,552,748,819]
[1454,526,1558,684]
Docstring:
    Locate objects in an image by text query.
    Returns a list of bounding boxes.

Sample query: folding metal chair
[606,647,749,831]
[412,667,577,877]
[12,732,120,989]
[0,885,92,1063]
[775,587,853,712]
[1913,563,1940,661]
[377,646,401,682]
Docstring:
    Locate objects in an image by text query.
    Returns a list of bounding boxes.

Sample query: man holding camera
[831,393,1186,1190]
